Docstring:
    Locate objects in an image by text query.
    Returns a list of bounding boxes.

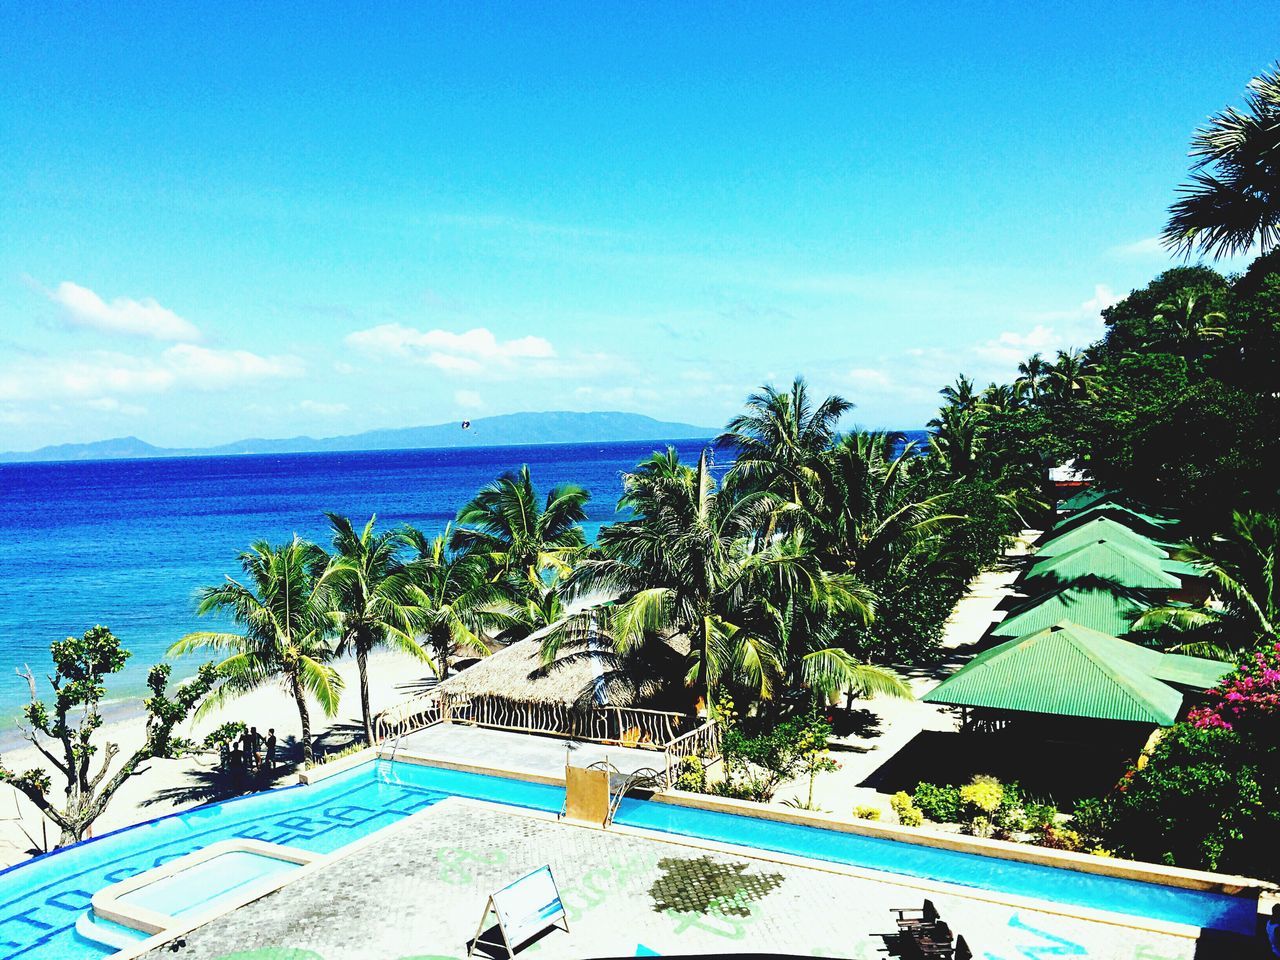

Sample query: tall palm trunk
[291,675,313,764]
[356,644,373,745]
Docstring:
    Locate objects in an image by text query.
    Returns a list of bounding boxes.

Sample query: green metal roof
[923,621,1230,724]
[1053,502,1180,537]
[993,578,1154,638]
[1056,487,1120,514]
[1026,540,1182,590]
[1036,517,1170,560]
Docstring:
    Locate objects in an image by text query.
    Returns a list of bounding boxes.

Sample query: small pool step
[75,911,147,952]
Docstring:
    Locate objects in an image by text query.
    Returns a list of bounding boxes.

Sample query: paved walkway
[771,533,1039,815]
[396,724,667,780]
[138,798,1199,960]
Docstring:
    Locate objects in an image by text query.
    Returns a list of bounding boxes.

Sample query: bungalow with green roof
[992,577,1155,639]
[1055,487,1119,514]
[1025,539,1182,591]
[1053,502,1180,540]
[1035,516,1171,559]
[924,621,1231,728]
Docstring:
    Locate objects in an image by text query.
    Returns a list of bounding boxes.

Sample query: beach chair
[892,898,940,931]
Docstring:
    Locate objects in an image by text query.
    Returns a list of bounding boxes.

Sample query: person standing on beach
[265,728,277,772]
[240,728,256,773]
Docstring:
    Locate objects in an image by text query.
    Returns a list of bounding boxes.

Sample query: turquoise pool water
[0,760,1256,960]
[115,850,301,921]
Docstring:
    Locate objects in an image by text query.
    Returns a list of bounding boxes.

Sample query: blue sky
[1,3,1276,451]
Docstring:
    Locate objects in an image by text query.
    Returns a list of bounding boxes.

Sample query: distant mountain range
[0,411,720,464]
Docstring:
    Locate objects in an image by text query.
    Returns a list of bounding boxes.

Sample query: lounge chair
[892,898,939,931]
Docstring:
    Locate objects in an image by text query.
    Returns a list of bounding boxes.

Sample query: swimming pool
[0,760,1257,960]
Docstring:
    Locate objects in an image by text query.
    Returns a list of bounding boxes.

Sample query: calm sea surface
[0,439,720,722]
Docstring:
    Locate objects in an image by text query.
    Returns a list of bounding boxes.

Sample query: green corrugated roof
[993,578,1153,638]
[923,621,1229,724]
[1036,517,1169,559]
[1026,540,1182,589]
[1056,487,1120,513]
[1053,502,1180,536]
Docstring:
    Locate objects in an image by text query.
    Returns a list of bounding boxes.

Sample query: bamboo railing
[372,689,722,785]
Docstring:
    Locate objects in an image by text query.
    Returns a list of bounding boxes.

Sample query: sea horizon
[0,431,923,725]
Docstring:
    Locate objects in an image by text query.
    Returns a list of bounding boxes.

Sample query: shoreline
[0,647,439,867]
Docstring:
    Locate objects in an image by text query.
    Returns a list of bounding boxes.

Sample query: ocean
[0,438,721,724]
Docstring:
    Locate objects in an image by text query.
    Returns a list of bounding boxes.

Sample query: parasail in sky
[461,420,471,429]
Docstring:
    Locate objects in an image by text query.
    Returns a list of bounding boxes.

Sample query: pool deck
[134,797,1207,960]
[395,724,667,780]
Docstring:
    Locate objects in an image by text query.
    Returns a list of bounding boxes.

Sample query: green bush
[1023,802,1059,833]
[673,756,707,793]
[959,775,1004,816]
[912,782,961,822]
[1068,797,1110,842]
[852,804,882,821]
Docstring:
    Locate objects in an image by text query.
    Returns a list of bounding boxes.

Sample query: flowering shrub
[1188,642,1280,732]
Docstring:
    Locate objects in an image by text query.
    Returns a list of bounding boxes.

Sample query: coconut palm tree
[718,376,851,507]
[811,432,960,582]
[979,382,1022,415]
[324,513,432,745]
[1163,65,1280,259]
[1136,511,1279,658]
[1047,349,1095,406]
[1015,353,1050,402]
[1153,290,1228,359]
[170,537,342,765]
[552,449,897,709]
[938,374,979,413]
[450,466,589,588]
[404,525,504,679]
[927,405,984,479]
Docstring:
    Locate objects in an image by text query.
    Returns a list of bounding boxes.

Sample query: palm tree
[979,382,1022,415]
[170,537,342,765]
[927,405,984,479]
[718,376,851,507]
[938,374,979,413]
[1163,65,1280,259]
[1136,511,1278,658]
[1153,290,1227,359]
[553,449,897,709]
[1047,349,1095,406]
[404,526,504,679]
[812,432,961,582]
[324,513,432,745]
[451,466,589,588]
[1015,353,1050,402]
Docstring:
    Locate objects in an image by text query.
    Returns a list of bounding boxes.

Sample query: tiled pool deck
[136,799,1202,960]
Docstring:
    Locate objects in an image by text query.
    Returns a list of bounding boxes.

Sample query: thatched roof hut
[438,623,689,712]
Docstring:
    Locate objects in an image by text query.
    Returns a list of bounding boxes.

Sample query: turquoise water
[0,760,1256,960]
[116,850,301,920]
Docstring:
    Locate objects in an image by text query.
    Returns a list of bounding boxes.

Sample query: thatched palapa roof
[437,622,688,711]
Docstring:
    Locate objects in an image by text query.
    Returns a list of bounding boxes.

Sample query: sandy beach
[0,648,439,868]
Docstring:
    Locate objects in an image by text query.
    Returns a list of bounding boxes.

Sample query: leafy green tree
[718,375,851,508]
[1152,290,1226,359]
[404,525,503,679]
[170,537,343,765]
[1,627,219,846]
[554,449,892,709]
[451,466,589,588]
[324,514,432,745]
[1015,353,1050,401]
[1136,511,1278,657]
[1163,65,1280,259]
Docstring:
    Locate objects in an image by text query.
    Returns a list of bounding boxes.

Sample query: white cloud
[454,389,484,410]
[340,323,613,381]
[0,346,303,405]
[83,397,147,416]
[162,344,304,389]
[297,399,349,416]
[49,281,202,341]
[345,324,555,377]
[847,367,893,391]
[1112,236,1169,258]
